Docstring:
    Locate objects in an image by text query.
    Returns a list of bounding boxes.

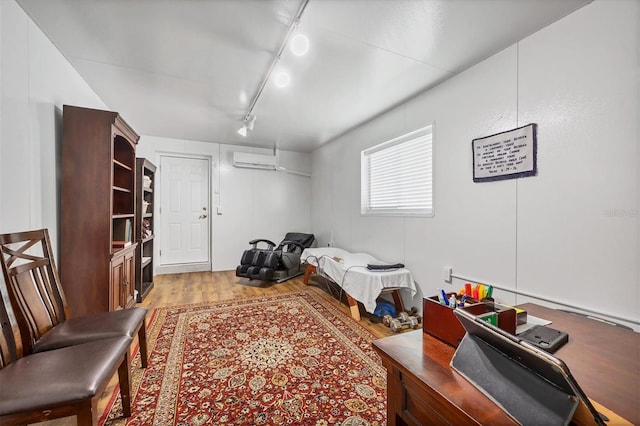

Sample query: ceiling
[17,0,590,153]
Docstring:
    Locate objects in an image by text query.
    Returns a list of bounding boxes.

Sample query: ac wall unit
[233,152,277,170]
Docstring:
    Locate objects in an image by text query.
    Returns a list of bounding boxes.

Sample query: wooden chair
[0,295,132,425]
[0,229,148,367]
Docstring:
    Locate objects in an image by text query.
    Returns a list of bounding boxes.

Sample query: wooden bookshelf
[135,158,156,302]
[60,105,139,317]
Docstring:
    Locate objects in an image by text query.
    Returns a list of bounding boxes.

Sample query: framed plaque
[472,123,537,183]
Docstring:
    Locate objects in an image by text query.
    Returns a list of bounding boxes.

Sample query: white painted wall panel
[1,0,30,233]
[216,144,255,270]
[310,143,335,245]
[516,0,639,322]
[1,1,4,232]
[310,0,639,327]
[407,46,520,308]
[29,16,107,242]
[278,149,311,175]
[1,0,106,257]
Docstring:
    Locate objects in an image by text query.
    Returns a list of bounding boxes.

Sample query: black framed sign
[472,123,537,183]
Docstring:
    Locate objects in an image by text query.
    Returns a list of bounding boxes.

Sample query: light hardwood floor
[139,271,395,337]
[43,270,399,425]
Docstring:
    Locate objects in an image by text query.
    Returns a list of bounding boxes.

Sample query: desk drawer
[399,372,478,426]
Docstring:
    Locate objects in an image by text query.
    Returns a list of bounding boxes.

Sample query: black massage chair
[236,232,315,283]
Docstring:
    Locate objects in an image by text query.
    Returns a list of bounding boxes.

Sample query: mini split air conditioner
[232,152,277,170]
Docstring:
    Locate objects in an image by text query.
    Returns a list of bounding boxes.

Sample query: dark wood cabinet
[135,158,156,302]
[60,105,139,317]
[111,246,136,310]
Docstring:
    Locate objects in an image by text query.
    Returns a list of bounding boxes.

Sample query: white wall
[1,0,312,275]
[311,0,639,328]
[0,1,3,233]
[137,136,312,272]
[0,0,107,252]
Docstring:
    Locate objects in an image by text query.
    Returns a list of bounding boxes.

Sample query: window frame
[360,124,434,218]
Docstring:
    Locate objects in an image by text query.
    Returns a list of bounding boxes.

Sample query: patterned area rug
[100,289,387,425]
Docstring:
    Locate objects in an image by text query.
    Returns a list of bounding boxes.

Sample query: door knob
[199,214,208,219]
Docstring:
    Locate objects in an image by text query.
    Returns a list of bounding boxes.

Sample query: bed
[301,247,417,321]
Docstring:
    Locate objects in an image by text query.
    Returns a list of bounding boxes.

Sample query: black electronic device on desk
[451,308,606,426]
[517,324,569,353]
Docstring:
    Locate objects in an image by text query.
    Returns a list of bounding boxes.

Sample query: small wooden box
[423,296,519,347]
[495,303,528,326]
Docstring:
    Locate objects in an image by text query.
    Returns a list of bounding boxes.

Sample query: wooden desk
[372,303,640,425]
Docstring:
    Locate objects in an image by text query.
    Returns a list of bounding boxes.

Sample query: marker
[459,294,467,307]
[440,288,449,306]
[486,285,494,298]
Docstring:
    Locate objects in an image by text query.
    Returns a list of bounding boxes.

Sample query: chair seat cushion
[0,336,131,415]
[33,307,147,353]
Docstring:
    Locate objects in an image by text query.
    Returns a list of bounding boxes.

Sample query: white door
[159,155,210,267]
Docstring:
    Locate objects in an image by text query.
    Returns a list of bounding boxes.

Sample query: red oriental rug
[100,289,387,425]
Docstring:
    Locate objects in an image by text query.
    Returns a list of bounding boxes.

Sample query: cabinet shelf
[112,213,134,219]
[112,243,136,256]
[113,158,133,171]
[138,280,154,303]
[113,185,132,193]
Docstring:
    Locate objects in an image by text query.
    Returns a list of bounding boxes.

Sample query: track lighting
[237,114,256,137]
[236,0,309,138]
[290,33,310,56]
[245,114,256,131]
[273,71,291,88]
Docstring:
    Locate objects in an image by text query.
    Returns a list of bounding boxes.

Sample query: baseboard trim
[156,262,212,275]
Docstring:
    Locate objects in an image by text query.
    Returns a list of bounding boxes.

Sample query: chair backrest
[280,233,315,253]
[0,288,23,369]
[0,229,70,354]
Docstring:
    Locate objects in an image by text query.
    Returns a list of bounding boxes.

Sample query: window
[361,125,433,217]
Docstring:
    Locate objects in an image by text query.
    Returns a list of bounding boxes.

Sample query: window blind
[361,126,433,216]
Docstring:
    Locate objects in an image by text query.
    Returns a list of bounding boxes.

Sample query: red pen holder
[423,295,519,347]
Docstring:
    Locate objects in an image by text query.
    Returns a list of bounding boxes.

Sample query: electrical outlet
[442,267,452,283]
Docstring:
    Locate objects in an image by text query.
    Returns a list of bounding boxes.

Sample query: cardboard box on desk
[423,295,525,348]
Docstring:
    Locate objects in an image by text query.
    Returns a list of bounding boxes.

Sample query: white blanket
[301,247,417,313]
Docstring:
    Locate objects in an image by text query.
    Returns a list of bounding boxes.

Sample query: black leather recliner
[236,232,315,283]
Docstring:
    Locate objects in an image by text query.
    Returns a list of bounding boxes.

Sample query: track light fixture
[245,114,256,131]
[236,0,309,138]
[290,33,310,56]
[237,114,257,137]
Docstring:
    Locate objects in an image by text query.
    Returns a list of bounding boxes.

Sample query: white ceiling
[17,0,590,153]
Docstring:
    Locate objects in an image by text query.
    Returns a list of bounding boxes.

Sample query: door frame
[154,152,213,275]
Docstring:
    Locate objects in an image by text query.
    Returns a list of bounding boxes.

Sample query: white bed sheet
[301,247,417,313]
